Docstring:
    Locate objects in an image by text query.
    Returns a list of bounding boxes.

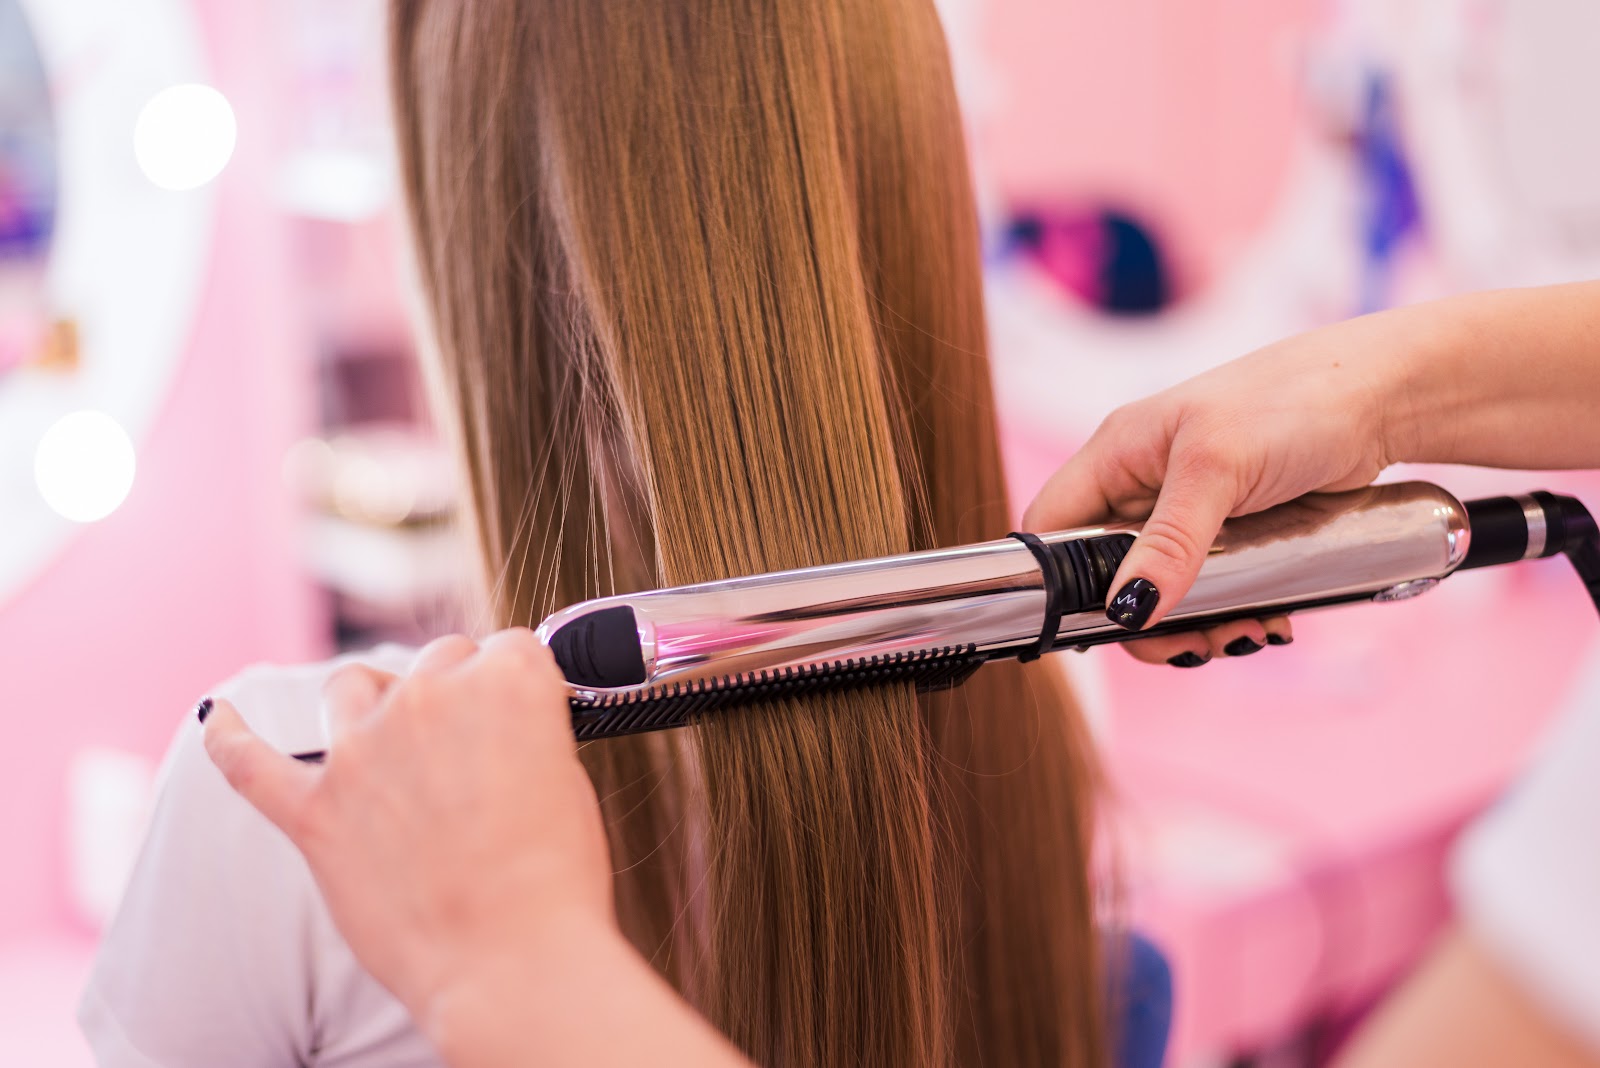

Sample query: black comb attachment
[569,644,985,741]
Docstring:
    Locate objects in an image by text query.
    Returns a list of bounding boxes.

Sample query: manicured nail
[1224,637,1263,657]
[195,697,214,724]
[1107,579,1160,631]
[1167,651,1210,668]
[1266,634,1293,647]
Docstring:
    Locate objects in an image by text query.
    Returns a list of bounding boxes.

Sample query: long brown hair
[390,1,1106,1063]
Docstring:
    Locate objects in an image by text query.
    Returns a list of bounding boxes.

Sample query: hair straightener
[530,482,1600,741]
[281,481,1598,761]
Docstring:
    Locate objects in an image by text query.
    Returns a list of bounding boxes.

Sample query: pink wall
[0,1,322,942]
[982,0,1327,291]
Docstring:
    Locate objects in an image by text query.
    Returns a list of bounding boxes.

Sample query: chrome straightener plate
[541,535,1057,739]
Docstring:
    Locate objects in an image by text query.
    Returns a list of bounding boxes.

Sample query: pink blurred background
[5,1,1600,1064]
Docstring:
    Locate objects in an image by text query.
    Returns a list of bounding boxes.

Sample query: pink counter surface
[0,935,95,1068]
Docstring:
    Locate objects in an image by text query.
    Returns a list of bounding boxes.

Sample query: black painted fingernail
[1107,579,1160,631]
[1224,637,1264,657]
[195,697,214,724]
[1266,633,1293,647]
[1167,651,1210,668]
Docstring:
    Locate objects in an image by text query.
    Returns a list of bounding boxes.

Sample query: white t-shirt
[1452,644,1600,1055]
[78,646,437,1068]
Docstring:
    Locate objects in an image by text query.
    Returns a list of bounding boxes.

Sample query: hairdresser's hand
[202,631,613,1019]
[204,632,751,1068]
[1025,313,1409,666]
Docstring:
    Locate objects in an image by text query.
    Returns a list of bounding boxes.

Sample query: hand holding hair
[202,630,751,1068]
[1025,282,1600,668]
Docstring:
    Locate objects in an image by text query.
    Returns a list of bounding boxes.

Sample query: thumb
[203,699,320,840]
[1104,468,1235,632]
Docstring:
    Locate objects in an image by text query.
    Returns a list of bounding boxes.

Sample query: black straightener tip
[547,605,647,688]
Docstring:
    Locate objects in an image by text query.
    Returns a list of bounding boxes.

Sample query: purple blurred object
[1355,72,1422,314]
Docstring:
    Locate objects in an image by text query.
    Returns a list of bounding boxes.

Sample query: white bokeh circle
[34,410,136,523]
[133,82,236,191]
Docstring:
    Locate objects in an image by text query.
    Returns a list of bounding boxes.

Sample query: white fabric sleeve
[1451,656,1600,1056]
[78,705,322,1067]
[79,647,438,1068]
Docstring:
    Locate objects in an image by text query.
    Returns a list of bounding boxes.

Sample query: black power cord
[1462,493,1600,618]
[1538,492,1600,618]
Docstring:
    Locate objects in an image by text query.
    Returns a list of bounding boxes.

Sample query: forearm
[420,918,753,1068]
[1335,930,1598,1068]
[1385,282,1600,470]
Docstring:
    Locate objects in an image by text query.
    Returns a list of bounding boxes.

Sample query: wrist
[417,909,625,1062]
[1368,298,1473,467]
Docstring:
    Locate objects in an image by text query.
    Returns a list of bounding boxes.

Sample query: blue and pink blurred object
[999,206,1175,315]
